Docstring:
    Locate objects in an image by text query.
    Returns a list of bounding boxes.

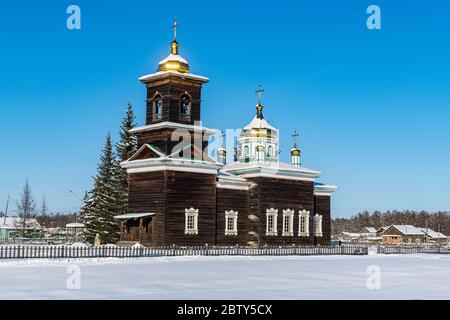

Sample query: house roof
[362,227,377,233]
[390,225,424,236]
[0,217,41,230]
[417,228,447,239]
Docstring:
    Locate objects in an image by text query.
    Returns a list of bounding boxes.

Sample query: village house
[381,225,427,245]
[0,217,41,239]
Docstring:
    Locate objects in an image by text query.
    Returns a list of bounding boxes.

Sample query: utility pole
[3,196,10,226]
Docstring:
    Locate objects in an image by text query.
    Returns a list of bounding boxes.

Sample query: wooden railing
[0,244,368,260]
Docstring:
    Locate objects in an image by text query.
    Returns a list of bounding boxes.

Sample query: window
[314,214,323,237]
[282,209,294,236]
[299,210,310,236]
[180,93,191,121]
[153,94,162,121]
[185,207,199,235]
[225,210,238,236]
[244,145,249,157]
[267,146,273,157]
[266,208,278,236]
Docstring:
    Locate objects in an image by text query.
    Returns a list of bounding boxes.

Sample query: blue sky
[0,0,449,217]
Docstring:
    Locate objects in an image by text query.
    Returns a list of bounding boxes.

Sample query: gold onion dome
[158,40,190,73]
[291,147,301,156]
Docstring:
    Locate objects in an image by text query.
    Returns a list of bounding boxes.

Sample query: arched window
[267,146,273,157]
[180,93,191,121]
[153,94,162,121]
[244,145,249,156]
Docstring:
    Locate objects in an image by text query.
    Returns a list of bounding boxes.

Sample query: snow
[417,228,447,239]
[114,212,156,220]
[243,115,277,131]
[66,223,85,228]
[391,225,424,236]
[1,254,450,299]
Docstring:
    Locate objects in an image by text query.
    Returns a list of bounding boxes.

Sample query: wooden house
[381,225,426,245]
[114,24,338,247]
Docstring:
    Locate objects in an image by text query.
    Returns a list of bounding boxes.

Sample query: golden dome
[158,40,190,73]
[291,147,301,156]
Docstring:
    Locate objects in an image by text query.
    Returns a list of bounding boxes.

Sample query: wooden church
[114,22,338,247]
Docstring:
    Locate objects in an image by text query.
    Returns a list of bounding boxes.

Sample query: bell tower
[131,19,212,155]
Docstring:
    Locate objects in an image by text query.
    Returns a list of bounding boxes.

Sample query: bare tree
[40,196,48,216]
[16,180,36,236]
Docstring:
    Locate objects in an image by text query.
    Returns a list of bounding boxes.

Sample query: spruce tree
[81,133,122,244]
[115,103,138,216]
[116,103,138,163]
[79,191,98,243]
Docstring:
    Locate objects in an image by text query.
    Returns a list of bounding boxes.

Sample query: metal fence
[378,245,450,254]
[0,245,368,260]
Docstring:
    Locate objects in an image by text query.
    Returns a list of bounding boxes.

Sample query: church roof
[243,114,277,131]
[223,161,322,180]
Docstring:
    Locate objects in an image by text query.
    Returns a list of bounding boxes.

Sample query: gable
[128,144,165,161]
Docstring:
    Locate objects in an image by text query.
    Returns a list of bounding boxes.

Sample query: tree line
[1,103,137,243]
[332,210,450,236]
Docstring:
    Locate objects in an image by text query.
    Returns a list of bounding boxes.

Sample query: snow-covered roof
[223,161,322,181]
[390,225,424,236]
[66,222,85,228]
[0,217,41,230]
[243,115,277,131]
[417,228,447,239]
[114,213,156,220]
[362,227,377,233]
[139,70,209,83]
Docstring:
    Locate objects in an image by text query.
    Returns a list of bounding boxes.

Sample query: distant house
[381,225,426,244]
[360,227,377,238]
[376,226,388,237]
[417,228,448,245]
[0,217,41,238]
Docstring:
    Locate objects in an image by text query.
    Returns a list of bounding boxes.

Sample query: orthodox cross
[172,18,179,40]
[292,130,299,147]
[256,85,265,105]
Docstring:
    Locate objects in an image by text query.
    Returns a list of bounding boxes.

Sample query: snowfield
[1,254,450,299]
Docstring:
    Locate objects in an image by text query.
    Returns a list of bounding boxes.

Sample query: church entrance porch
[114,213,156,246]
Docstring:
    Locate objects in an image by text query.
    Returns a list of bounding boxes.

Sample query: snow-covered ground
[1,254,450,299]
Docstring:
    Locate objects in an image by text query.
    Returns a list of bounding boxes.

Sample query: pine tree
[79,191,98,243]
[116,103,138,163]
[81,134,122,244]
[115,103,138,216]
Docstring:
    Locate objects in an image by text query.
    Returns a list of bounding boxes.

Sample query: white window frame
[299,210,310,237]
[266,208,278,236]
[314,213,323,237]
[225,210,238,236]
[185,207,199,235]
[282,209,294,236]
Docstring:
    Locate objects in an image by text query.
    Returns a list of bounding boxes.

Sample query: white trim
[185,208,199,235]
[241,173,315,182]
[129,121,217,135]
[314,213,323,237]
[266,208,278,236]
[114,212,156,220]
[314,184,338,196]
[216,183,249,191]
[139,70,209,83]
[126,165,218,175]
[299,210,310,237]
[225,210,238,236]
[282,209,294,237]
